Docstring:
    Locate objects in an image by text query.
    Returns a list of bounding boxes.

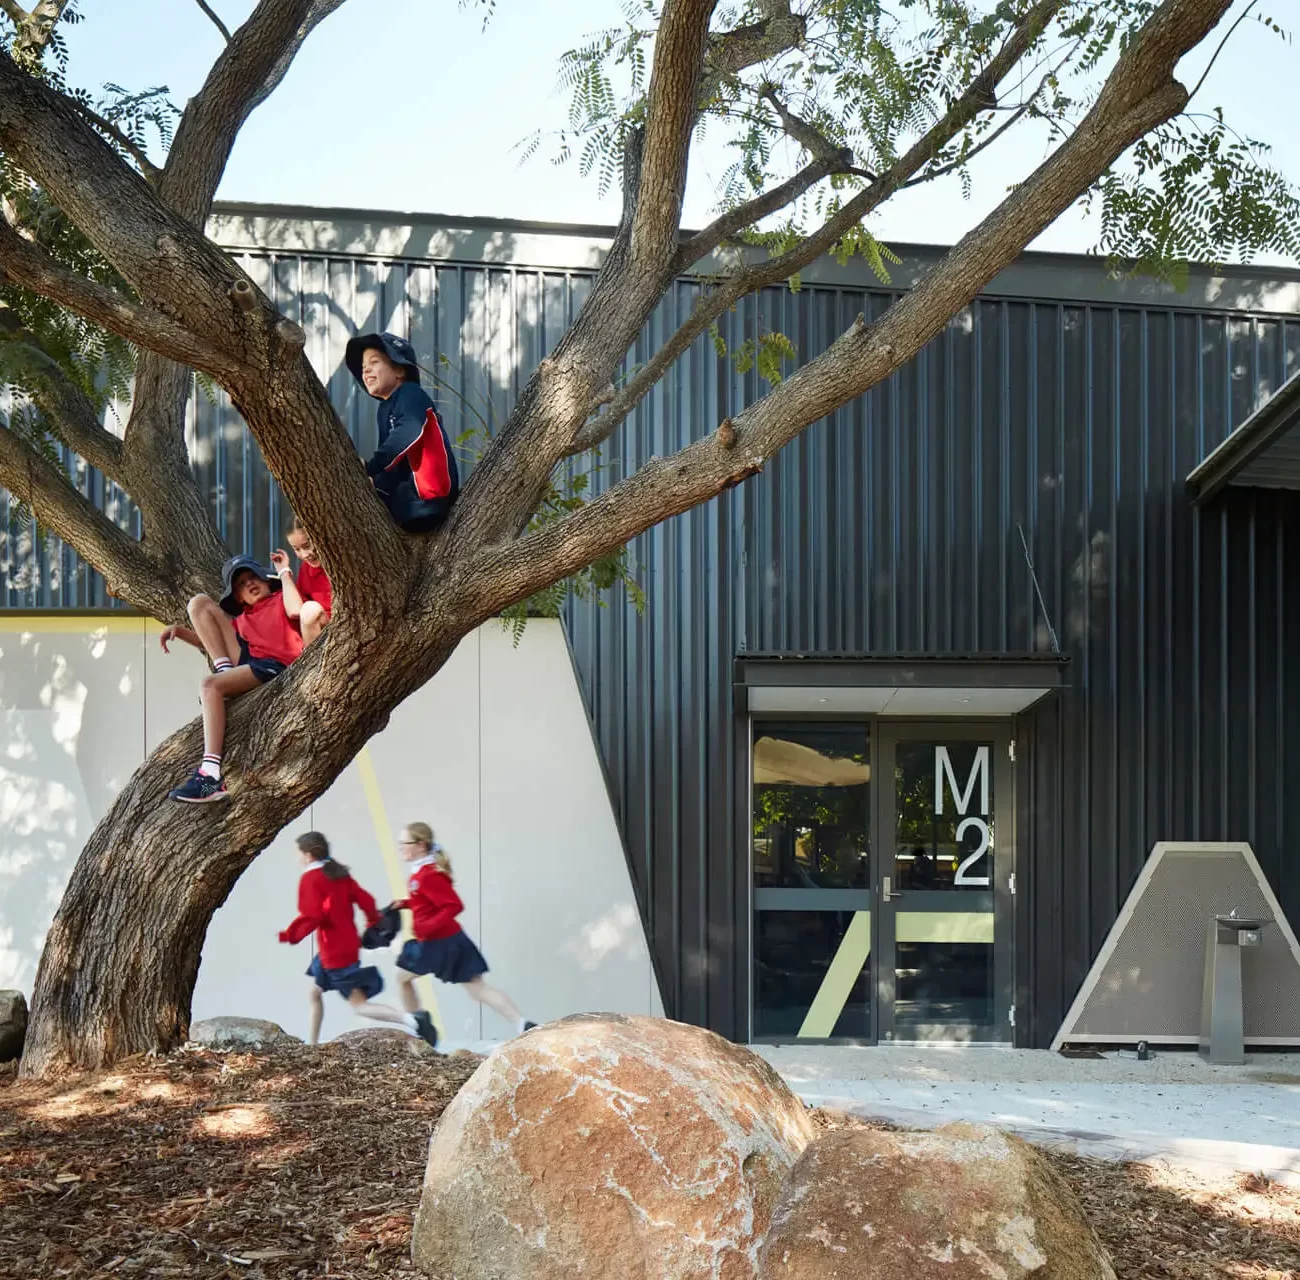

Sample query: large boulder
[189,1016,302,1048]
[412,1013,816,1280]
[0,990,27,1062]
[758,1123,1115,1280]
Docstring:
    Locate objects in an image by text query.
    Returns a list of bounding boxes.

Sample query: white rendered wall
[0,615,662,1048]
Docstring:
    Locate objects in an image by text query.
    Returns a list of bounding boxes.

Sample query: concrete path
[754,1046,1300,1186]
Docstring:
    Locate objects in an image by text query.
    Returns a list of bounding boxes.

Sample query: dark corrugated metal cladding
[4,246,1300,1048]
[565,289,1300,1045]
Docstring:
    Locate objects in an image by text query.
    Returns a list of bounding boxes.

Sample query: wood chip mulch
[1,1040,1297,1278]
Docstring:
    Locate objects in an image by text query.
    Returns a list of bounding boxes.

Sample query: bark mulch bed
[1,1037,1297,1278]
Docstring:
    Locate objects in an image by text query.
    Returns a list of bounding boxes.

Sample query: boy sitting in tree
[160,555,305,803]
[344,331,459,533]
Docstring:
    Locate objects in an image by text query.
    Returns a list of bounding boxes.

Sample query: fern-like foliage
[522,0,1297,295]
[0,8,178,550]
[423,354,645,644]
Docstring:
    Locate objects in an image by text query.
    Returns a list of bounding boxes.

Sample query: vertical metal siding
[565,289,1300,1045]
[4,246,1300,1047]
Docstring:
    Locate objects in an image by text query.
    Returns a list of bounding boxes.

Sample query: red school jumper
[397,860,464,941]
[279,863,379,969]
[233,594,304,666]
[296,561,333,617]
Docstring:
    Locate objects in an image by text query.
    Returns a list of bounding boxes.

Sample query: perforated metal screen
[1053,843,1300,1047]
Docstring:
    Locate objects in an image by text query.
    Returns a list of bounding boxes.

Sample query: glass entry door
[751,723,872,1040]
[876,725,1015,1043]
[750,719,1015,1043]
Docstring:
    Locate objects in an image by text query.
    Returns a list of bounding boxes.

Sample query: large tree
[0,0,1294,1076]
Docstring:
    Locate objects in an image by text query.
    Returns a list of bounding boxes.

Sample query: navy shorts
[397,932,488,985]
[237,640,287,684]
[307,955,383,999]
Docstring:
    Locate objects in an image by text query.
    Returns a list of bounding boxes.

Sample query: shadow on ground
[1,1045,1297,1278]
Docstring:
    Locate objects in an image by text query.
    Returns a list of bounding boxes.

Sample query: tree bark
[19,608,461,1076]
[6,0,1236,1078]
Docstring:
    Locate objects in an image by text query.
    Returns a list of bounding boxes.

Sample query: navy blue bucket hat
[219,554,281,616]
[344,331,421,391]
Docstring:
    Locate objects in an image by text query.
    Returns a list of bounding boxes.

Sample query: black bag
[361,904,401,950]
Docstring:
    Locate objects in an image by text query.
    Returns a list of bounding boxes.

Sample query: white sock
[516,1017,528,1035]
[405,1014,419,1033]
[199,755,222,780]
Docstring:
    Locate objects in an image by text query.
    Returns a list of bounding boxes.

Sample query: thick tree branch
[242,0,349,118]
[0,422,166,612]
[446,0,725,550]
[0,52,256,338]
[0,304,125,483]
[470,0,1231,610]
[699,0,806,102]
[569,0,1068,456]
[0,212,218,367]
[629,0,717,266]
[0,45,392,595]
[162,0,320,221]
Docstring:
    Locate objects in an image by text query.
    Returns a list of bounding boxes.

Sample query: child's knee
[301,601,325,630]
[187,593,217,621]
[199,672,225,700]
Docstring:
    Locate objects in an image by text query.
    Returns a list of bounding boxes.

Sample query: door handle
[882,876,905,902]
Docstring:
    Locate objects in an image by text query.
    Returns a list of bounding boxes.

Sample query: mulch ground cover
[1,1035,1297,1278]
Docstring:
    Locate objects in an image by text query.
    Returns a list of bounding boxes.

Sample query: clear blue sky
[62,0,1299,261]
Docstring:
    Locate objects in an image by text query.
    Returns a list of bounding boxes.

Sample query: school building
[2,204,1300,1050]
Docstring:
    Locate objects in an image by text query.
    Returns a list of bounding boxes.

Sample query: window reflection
[752,727,870,890]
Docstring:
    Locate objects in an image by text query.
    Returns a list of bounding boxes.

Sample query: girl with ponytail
[279,831,438,1047]
[393,822,536,1038]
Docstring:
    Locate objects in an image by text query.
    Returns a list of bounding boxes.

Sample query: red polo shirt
[233,594,303,666]
[296,561,333,617]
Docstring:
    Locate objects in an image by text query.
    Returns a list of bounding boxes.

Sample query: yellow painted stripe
[355,746,443,1036]
[896,911,995,944]
[798,910,871,1039]
[0,615,150,634]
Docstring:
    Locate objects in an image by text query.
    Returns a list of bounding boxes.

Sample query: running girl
[393,822,537,1038]
[279,831,439,1048]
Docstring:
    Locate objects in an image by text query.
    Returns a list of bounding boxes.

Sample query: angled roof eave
[1186,368,1300,505]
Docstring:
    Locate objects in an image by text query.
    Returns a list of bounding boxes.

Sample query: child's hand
[270,548,291,574]
[159,626,178,653]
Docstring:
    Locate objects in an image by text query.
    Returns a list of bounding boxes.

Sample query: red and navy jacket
[396,857,464,941]
[366,383,459,527]
[279,862,380,970]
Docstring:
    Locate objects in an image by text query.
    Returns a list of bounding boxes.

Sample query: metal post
[1199,914,1268,1065]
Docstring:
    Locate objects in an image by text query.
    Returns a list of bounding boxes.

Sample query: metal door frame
[746,715,876,1043]
[873,720,1016,1044]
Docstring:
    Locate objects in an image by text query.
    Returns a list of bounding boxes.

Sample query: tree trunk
[19,609,459,1077]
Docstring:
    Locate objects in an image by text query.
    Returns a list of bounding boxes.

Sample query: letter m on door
[935,746,990,817]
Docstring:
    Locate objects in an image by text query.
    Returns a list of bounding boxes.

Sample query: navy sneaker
[522,1021,538,1033]
[413,1010,439,1051]
[169,770,229,804]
